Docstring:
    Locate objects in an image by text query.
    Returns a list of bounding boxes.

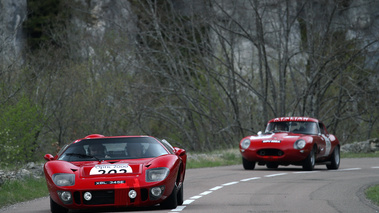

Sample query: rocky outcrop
[341,138,379,153]
[0,0,27,64]
[0,162,44,186]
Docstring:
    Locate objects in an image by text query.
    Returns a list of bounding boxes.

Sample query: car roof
[72,134,153,144]
[268,117,319,123]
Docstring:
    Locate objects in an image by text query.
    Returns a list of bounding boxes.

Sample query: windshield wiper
[66,153,101,162]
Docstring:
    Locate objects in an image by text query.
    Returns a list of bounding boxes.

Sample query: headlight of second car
[294,139,306,149]
[241,139,251,149]
[52,173,75,186]
[146,168,170,182]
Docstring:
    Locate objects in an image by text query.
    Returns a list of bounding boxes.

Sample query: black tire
[160,185,178,209]
[177,184,184,205]
[242,157,255,170]
[327,146,340,170]
[266,163,279,169]
[302,146,316,171]
[50,197,68,213]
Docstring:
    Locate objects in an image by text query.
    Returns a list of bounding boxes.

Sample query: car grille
[257,149,284,156]
[73,190,115,205]
[73,188,149,205]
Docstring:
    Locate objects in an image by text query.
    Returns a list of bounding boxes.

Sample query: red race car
[239,117,340,171]
[43,134,187,213]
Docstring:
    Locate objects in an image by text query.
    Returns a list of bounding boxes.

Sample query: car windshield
[58,137,169,162]
[265,121,319,135]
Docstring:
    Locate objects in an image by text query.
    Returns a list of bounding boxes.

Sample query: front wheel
[177,184,184,205]
[160,185,178,209]
[242,157,255,170]
[327,146,340,170]
[302,146,316,171]
[50,197,68,213]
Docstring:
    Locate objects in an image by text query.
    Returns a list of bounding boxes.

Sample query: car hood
[85,161,142,177]
[44,154,179,180]
[250,132,304,142]
[57,158,153,178]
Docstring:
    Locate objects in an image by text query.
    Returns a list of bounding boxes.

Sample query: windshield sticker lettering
[273,117,309,122]
[90,163,133,175]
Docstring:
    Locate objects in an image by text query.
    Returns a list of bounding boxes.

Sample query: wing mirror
[173,147,186,157]
[257,131,262,136]
[44,154,55,161]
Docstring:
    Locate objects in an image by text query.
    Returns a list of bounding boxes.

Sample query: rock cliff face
[0,0,26,64]
[2,0,379,66]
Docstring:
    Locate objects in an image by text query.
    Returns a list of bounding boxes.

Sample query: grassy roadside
[0,177,48,208]
[366,185,379,206]
[0,150,378,209]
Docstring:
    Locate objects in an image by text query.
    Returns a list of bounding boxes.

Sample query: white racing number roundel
[90,163,133,175]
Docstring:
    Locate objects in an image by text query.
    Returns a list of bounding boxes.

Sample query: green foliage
[0,97,44,166]
[366,184,379,206]
[187,149,241,169]
[0,177,48,208]
[341,152,379,158]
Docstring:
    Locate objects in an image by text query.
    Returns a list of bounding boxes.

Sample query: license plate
[95,180,125,185]
[262,140,281,143]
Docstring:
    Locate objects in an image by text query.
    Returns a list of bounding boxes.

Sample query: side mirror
[173,147,186,157]
[44,154,55,161]
[257,131,262,136]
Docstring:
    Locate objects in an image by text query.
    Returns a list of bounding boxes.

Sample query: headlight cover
[52,173,75,186]
[294,139,306,149]
[146,168,170,182]
[241,139,251,149]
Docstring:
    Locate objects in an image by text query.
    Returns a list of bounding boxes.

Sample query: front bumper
[49,177,175,209]
[240,146,311,164]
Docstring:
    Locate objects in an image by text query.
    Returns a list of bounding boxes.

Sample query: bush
[0,96,43,166]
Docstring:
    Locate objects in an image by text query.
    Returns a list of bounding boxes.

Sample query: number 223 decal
[90,163,133,175]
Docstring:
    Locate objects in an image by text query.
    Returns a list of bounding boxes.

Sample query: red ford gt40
[43,134,187,213]
[239,117,340,171]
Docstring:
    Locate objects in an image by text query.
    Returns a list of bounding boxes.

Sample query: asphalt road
[1,158,379,213]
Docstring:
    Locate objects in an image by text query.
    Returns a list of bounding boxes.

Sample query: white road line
[241,177,261,181]
[222,181,239,186]
[190,195,202,199]
[264,173,287,177]
[340,168,361,171]
[210,186,223,190]
[180,167,376,211]
[183,200,194,205]
[171,205,186,211]
[293,171,319,174]
[199,191,213,196]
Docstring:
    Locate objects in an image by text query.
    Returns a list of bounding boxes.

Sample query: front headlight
[146,168,170,182]
[241,139,251,149]
[294,139,306,149]
[52,173,75,186]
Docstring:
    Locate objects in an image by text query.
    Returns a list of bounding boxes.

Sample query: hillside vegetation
[0,0,378,166]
